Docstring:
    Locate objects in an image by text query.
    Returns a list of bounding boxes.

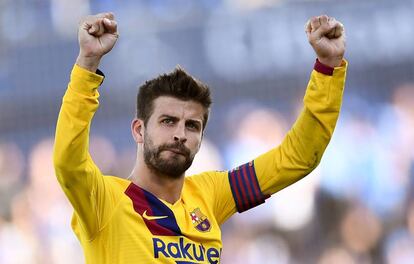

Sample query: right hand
[76,12,119,72]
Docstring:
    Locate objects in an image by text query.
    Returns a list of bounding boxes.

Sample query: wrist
[314,59,334,75]
[75,54,102,73]
[317,56,343,68]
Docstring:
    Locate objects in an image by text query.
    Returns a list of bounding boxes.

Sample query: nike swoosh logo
[142,210,168,221]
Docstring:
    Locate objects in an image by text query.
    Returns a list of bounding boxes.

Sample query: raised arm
[53,13,119,238]
[210,16,348,217]
[254,15,347,196]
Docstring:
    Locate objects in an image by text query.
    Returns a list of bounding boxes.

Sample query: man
[53,12,347,263]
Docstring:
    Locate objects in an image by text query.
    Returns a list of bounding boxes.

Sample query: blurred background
[1,0,414,263]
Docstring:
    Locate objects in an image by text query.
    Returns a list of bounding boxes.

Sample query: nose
[173,125,187,143]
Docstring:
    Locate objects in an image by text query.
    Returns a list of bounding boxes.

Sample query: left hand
[305,15,345,68]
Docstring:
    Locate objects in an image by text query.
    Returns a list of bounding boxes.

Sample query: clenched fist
[76,12,119,72]
[305,15,345,68]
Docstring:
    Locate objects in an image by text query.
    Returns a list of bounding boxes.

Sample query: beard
[143,132,195,179]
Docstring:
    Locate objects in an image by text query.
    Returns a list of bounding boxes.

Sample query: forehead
[151,96,204,121]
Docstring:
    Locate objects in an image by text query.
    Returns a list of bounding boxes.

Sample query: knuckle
[322,23,331,29]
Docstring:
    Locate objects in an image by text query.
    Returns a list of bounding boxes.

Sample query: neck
[130,154,185,204]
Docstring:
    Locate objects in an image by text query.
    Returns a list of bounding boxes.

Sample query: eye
[161,118,174,125]
[186,121,200,131]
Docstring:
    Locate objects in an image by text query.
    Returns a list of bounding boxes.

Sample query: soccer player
[53,12,347,263]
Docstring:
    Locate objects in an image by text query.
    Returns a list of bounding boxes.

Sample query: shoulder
[186,170,228,181]
[185,170,229,190]
[102,175,132,192]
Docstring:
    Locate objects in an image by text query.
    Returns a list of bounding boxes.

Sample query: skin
[130,96,204,203]
[305,15,346,68]
[75,12,346,204]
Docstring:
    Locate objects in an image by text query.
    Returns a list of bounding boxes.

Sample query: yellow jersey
[53,60,347,263]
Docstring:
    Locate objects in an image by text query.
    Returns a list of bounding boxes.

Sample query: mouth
[164,148,186,156]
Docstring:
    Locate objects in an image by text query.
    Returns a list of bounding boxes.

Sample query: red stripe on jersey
[248,163,271,202]
[229,161,270,212]
[248,163,263,200]
[241,164,255,205]
[125,183,180,236]
[236,168,252,208]
[229,170,245,212]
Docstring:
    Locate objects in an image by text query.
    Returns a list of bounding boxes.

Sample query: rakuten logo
[153,237,221,264]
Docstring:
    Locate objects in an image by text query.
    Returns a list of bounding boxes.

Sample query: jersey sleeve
[53,65,114,240]
[188,170,238,225]
[190,162,269,225]
[210,60,348,218]
[254,59,347,196]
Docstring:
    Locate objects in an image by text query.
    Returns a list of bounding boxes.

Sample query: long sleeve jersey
[53,60,347,263]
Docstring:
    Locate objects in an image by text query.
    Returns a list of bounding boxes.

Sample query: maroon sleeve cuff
[314,59,334,76]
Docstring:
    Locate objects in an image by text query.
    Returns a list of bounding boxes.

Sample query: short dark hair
[136,67,212,131]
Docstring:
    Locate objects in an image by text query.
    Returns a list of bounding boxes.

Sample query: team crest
[190,208,211,232]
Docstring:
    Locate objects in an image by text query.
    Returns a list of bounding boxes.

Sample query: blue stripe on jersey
[142,189,182,236]
[125,183,182,236]
[237,169,253,209]
[143,189,181,236]
[228,161,268,213]
[244,161,262,205]
[228,171,243,212]
[230,168,246,211]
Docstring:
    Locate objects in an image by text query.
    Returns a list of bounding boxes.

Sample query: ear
[131,118,145,143]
